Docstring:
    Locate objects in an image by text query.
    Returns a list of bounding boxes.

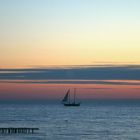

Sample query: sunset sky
[0,0,140,100]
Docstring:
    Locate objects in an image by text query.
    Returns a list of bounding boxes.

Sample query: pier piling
[0,128,39,134]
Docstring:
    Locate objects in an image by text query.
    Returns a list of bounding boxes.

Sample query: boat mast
[74,88,76,104]
[69,90,70,104]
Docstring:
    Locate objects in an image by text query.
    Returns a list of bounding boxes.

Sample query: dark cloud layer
[0,65,140,81]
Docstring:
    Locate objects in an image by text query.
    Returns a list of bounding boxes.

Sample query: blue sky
[1,0,140,67]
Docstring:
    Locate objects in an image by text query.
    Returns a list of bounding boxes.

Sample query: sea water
[0,100,140,140]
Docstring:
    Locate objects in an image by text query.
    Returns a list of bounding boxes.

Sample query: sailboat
[61,89,80,106]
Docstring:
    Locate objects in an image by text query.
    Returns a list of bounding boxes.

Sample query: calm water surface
[0,100,140,140]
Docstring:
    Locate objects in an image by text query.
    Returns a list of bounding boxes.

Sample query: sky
[0,0,140,100]
[0,66,140,100]
[1,0,140,67]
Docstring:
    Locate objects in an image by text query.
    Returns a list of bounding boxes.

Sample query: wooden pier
[0,128,39,134]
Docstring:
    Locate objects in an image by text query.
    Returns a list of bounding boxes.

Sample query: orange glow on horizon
[0,82,140,100]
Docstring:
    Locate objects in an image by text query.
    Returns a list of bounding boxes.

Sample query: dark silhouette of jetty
[0,127,39,134]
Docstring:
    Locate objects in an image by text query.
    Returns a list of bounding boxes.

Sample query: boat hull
[63,103,80,107]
